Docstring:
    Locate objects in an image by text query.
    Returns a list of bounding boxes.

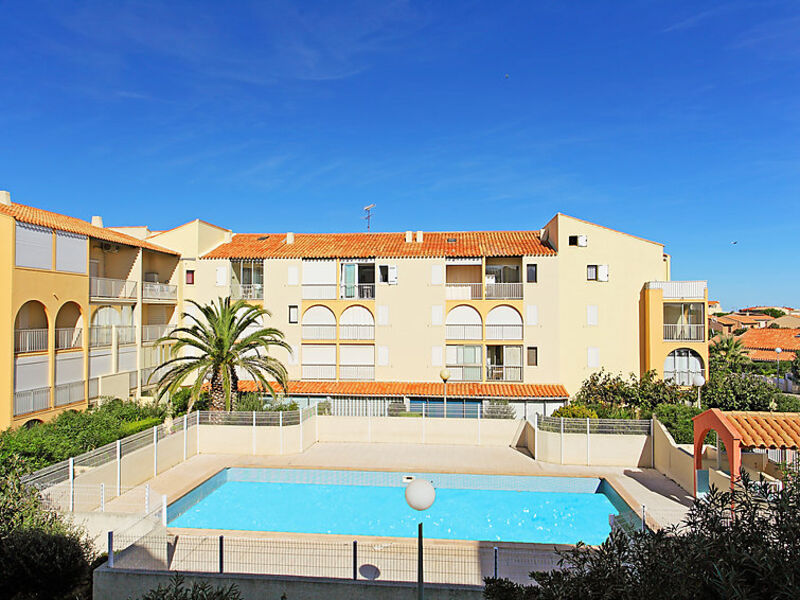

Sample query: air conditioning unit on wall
[144,272,159,283]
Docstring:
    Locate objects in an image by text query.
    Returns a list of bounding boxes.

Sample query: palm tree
[154,298,291,411]
[710,335,747,370]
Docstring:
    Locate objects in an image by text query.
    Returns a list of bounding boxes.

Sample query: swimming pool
[168,468,628,545]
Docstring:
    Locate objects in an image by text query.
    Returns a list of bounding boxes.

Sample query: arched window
[339,306,375,340]
[445,305,482,339]
[486,306,523,340]
[664,348,705,386]
[14,301,48,353]
[55,302,83,350]
[302,305,336,340]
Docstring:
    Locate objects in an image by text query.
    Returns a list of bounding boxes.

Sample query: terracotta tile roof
[0,202,178,255]
[724,411,800,449]
[737,328,800,352]
[746,349,796,362]
[741,306,795,313]
[202,231,555,259]
[722,313,774,325]
[234,380,568,399]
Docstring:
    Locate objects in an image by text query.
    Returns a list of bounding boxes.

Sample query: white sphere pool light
[405,479,436,511]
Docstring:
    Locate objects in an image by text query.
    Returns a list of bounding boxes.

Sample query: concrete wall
[534,428,652,467]
[652,418,695,493]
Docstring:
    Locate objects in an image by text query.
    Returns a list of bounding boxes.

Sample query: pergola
[692,408,800,496]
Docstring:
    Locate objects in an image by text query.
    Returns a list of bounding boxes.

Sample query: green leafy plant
[551,404,599,419]
[484,399,516,419]
[131,574,242,600]
[653,403,702,444]
[170,388,211,415]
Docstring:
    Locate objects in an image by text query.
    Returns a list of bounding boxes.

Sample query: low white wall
[534,429,652,467]
[652,418,695,493]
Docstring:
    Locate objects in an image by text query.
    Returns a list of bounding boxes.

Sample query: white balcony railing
[663,324,705,342]
[664,369,706,387]
[485,282,523,300]
[302,325,337,340]
[141,366,157,389]
[89,326,113,348]
[446,365,482,382]
[90,277,137,300]
[646,281,707,300]
[338,365,375,380]
[445,283,482,300]
[14,386,50,416]
[143,324,171,342]
[118,326,136,345]
[302,284,338,300]
[485,324,523,340]
[232,283,264,300]
[339,324,375,340]
[339,284,375,300]
[15,328,48,353]
[142,282,177,301]
[445,324,482,340]
[55,381,85,407]
[55,328,82,350]
[487,365,523,382]
[302,364,336,380]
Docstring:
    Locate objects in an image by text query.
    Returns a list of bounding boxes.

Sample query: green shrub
[170,389,210,415]
[484,400,516,419]
[653,403,702,444]
[551,404,599,419]
[119,417,162,437]
[776,394,800,412]
[132,574,242,600]
[316,400,331,415]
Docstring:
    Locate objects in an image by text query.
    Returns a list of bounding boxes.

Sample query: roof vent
[447,238,457,243]
[258,236,269,241]
[91,216,104,228]
[286,232,295,244]
[416,230,424,243]
[224,231,233,243]
[405,231,413,243]
[0,190,10,206]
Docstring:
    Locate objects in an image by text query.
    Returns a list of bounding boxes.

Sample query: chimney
[416,230,424,243]
[286,232,295,244]
[0,190,9,206]
[91,216,104,228]
[224,231,233,243]
[405,231,412,243]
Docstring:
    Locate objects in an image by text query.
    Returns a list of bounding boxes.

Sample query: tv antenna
[364,204,376,232]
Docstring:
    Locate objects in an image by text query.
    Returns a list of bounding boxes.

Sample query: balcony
[89,326,112,348]
[142,282,177,301]
[302,364,336,380]
[485,324,523,340]
[338,365,375,380]
[485,282,523,300]
[55,381,85,407]
[487,365,523,382]
[55,327,82,350]
[445,324,482,340]
[90,277,137,301]
[117,325,136,345]
[302,284,338,300]
[15,328,48,353]
[339,284,375,300]
[14,386,50,416]
[302,324,337,340]
[339,324,375,340]
[231,283,264,300]
[664,324,705,342]
[646,281,707,300]
[446,365,482,382]
[445,283,482,300]
[143,324,172,342]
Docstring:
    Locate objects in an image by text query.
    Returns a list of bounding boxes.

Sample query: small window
[379,265,389,283]
[288,305,298,324]
[185,270,195,285]
[587,265,598,280]
[569,235,579,246]
[526,264,538,283]
[527,346,538,366]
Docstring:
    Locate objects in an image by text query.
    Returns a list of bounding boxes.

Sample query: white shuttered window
[55,231,87,273]
[16,223,53,269]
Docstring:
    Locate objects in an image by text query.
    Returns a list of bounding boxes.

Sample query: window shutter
[378,346,389,366]
[287,266,299,286]
[431,305,443,326]
[587,305,599,326]
[377,305,389,326]
[526,304,539,326]
[55,231,87,273]
[15,222,53,269]
[431,346,442,367]
[388,265,398,284]
[587,347,600,368]
[430,264,443,286]
[215,265,227,286]
[598,264,609,282]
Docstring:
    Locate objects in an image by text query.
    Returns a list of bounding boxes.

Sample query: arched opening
[445,305,482,340]
[55,302,83,350]
[90,306,121,347]
[14,301,48,353]
[664,348,704,386]
[302,305,336,340]
[22,419,43,429]
[339,306,375,340]
[486,305,523,340]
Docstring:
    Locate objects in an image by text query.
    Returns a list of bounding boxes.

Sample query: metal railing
[141,366,158,388]
[117,325,136,345]
[55,381,85,407]
[142,324,171,342]
[302,364,336,380]
[445,324,482,339]
[338,365,375,380]
[232,283,264,300]
[445,282,482,300]
[485,282,522,300]
[142,282,177,301]
[485,324,523,339]
[302,324,336,340]
[338,324,374,340]
[301,284,338,300]
[89,326,113,347]
[664,369,705,387]
[88,378,99,400]
[446,365,482,381]
[90,277,137,300]
[15,328,48,353]
[663,323,704,342]
[55,327,82,350]
[487,365,523,382]
[127,370,138,391]
[339,283,375,300]
[646,280,707,300]
[14,386,50,416]
[537,416,652,435]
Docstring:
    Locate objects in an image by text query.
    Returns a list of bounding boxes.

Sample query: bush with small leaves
[132,574,242,600]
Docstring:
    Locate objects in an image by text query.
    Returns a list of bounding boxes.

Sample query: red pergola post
[692,408,743,496]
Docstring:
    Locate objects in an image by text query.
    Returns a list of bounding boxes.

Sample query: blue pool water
[168,469,625,545]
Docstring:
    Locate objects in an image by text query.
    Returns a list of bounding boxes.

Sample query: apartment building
[2,190,709,427]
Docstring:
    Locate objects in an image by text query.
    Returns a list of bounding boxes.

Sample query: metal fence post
[641,505,646,531]
[279,411,283,455]
[152,425,158,477]
[534,413,539,459]
[100,483,105,512]
[116,440,121,496]
[197,411,201,453]
[218,535,224,573]
[477,403,481,445]
[108,531,114,568]
[252,411,256,455]
[493,546,498,578]
[145,484,150,513]
[560,418,565,465]
[353,540,358,580]
[183,414,188,461]
[367,400,372,443]
[162,495,168,527]
[315,402,319,441]
[586,418,591,466]
[68,457,74,512]
[421,403,426,443]
[300,408,304,452]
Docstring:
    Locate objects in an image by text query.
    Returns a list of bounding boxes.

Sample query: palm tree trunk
[230,368,239,412]
[210,369,226,412]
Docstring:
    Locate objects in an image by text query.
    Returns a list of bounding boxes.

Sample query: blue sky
[1,1,798,309]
